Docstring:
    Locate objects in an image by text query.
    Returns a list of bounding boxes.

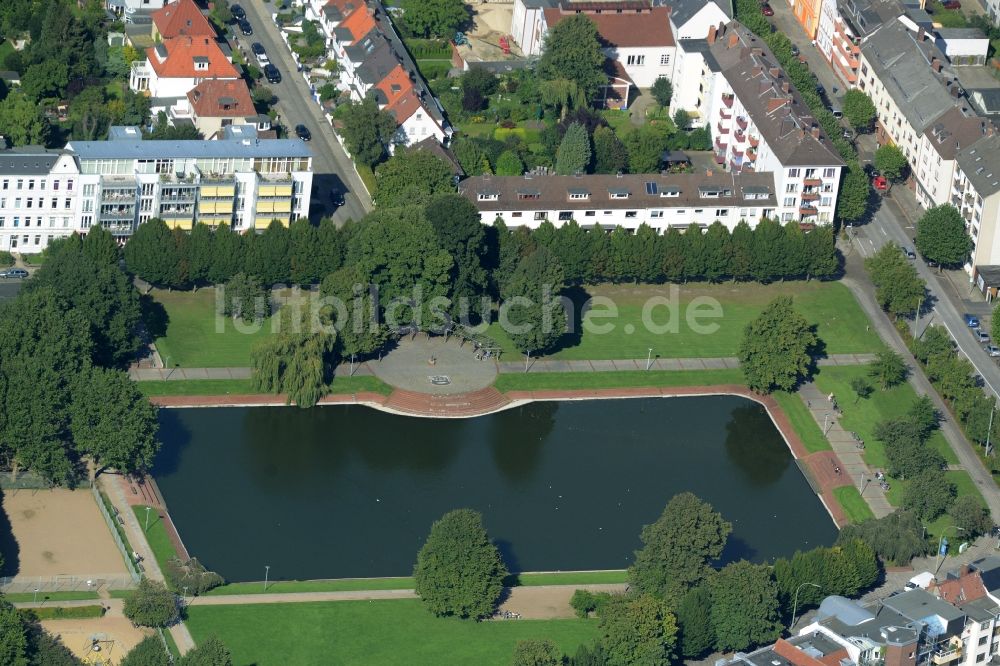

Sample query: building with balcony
[955,135,1000,279]
[817,0,901,88]
[458,171,777,232]
[700,22,844,224]
[0,147,81,254]
[129,35,239,110]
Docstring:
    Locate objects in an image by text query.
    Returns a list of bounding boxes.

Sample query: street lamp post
[646,348,654,371]
[790,582,821,631]
[986,406,995,456]
[144,506,151,532]
[524,351,531,373]
[33,588,39,604]
[264,565,270,592]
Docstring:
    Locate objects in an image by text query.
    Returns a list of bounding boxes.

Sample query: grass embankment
[773,390,830,453]
[814,366,986,541]
[833,486,875,524]
[486,282,883,360]
[133,506,178,573]
[495,368,744,392]
[138,376,393,398]
[21,606,105,620]
[186,600,599,666]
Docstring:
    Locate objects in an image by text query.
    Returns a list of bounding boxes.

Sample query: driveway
[232,3,372,225]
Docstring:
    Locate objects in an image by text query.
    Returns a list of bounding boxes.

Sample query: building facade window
[626,54,645,66]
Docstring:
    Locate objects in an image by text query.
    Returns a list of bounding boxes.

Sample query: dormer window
[194,56,209,71]
[609,188,630,199]
[660,187,680,198]
[477,192,499,201]
[568,188,589,200]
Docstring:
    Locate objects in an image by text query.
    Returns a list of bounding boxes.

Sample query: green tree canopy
[500,246,568,354]
[178,635,233,666]
[836,510,928,565]
[413,508,508,619]
[511,639,562,666]
[874,144,908,181]
[868,350,907,389]
[628,492,732,604]
[375,149,455,208]
[836,163,870,224]
[709,561,783,652]
[864,243,926,318]
[335,96,398,167]
[737,296,817,393]
[120,635,169,666]
[916,204,973,269]
[599,594,678,666]
[538,15,607,100]
[676,585,715,660]
[0,92,52,146]
[949,495,993,537]
[842,90,876,132]
[593,125,629,174]
[122,579,179,628]
[124,218,182,287]
[401,0,468,38]
[902,470,955,520]
[495,150,525,176]
[222,272,270,324]
[321,264,390,359]
[425,193,489,300]
[555,122,592,175]
[0,601,27,666]
[651,77,672,107]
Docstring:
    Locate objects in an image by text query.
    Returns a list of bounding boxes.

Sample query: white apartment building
[0,148,81,253]
[129,36,240,104]
[459,172,777,231]
[956,135,1000,275]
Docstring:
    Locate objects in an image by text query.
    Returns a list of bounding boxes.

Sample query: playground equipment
[81,635,116,665]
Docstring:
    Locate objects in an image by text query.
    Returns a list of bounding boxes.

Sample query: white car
[988,344,1000,357]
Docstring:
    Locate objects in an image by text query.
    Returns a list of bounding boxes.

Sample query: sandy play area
[3,489,128,578]
[498,584,628,619]
[41,615,151,665]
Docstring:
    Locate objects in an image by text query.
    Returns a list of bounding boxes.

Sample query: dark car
[791,44,800,56]
[295,124,311,141]
[231,4,246,20]
[0,268,28,279]
[902,247,916,260]
[761,2,774,15]
[331,188,345,207]
[239,20,253,36]
[264,64,281,84]
[251,42,266,56]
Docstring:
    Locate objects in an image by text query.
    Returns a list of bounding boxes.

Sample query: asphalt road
[231,2,372,225]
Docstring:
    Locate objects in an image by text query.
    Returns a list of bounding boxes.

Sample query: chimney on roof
[708,25,718,44]
[769,67,780,78]
[781,81,790,93]
[752,47,763,57]
[919,27,927,41]
[931,57,942,72]
[797,129,805,140]
[753,65,764,77]
[811,125,820,139]
[728,32,739,48]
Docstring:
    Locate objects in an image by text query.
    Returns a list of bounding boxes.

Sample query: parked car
[902,247,916,260]
[965,313,981,328]
[975,328,990,343]
[239,20,253,36]
[761,2,774,15]
[987,344,1000,357]
[231,4,246,20]
[295,124,311,141]
[942,0,961,8]
[791,44,800,57]
[251,42,268,65]
[0,268,27,279]
[264,64,281,84]
[331,188,345,207]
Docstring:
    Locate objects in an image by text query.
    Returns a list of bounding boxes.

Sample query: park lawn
[774,390,830,453]
[138,376,394,398]
[508,571,627,586]
[207,577,415,596]
[163,629,181,660]
[21,606,104,620]
[495,368,744,392]
[487,281,882,360]
[133,506,178,573]
[147,288,277,367]
[600,110,632,136]
[3,591,99,603]
[185,600,599,666]
[813,366,959,470]
[833,486,874,524]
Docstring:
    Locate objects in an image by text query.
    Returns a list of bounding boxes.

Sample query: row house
[700,23,845,224]
[171,79,270,140]
[0,125,314,253]
[817,0,901,88]
[458,172,778,232]
[307,0,450,146]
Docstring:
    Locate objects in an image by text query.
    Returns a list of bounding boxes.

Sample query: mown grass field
[494,368,744,392]
[486,282,883,360]
[185,600,599,666]
[138,376,393,398]
[833,486,875,524]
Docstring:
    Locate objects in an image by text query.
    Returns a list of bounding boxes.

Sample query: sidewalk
[797,383,894,517]
[130,354,878,381]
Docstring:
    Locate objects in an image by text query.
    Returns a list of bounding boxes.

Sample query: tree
[673,109,691,131]
[21,60,68,102]
[208,224,244,285]
[120,635,169,666]
[593,126,629,174]
[245,220,290,286]
[907,395,939,440]
[709,561,783,653]
[865,244,925,318]
[0,92,51,147]
[949,495,993,537]
[874,144,908,182]
[401,0,467,38]
[916,205,973,269]
[902,470,955,520]
[837,510,927,565]
[500,247,568,354]
[836,163,870,224]
[335,97,397,167]
[495,150,524,176]
[738,296,817,393]
[623,125,670,173]
[868,350,907,389]
[187,223,214,286]
[321,265,389,359]
[426,194,489,301]
[628,492,732,604]
[676,585,714,660]
[122,579,178,628]
[147,113,203,140]
[70,367,159,477]
[223,273,270,323]
[162,557,224,596]
[538,15,606,99]
[375,149,455,208]
[0,601,27,666]
[251,303,337,408]
[850,377,873,404]
[413,508,508,619]
[178,635,232,666]
[599,594,677,666]
[555,122,592,175]
[82,227,119,267]
[993,304,1000,344]
[511,639,562,666]
[842,90,876,132]
[651,77,672,107]
[124,219,181,287]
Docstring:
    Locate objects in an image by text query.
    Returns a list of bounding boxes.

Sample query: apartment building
[129,35,240,107]
[701,23,845,224]
[0,148,81,253]
[306,0,450,147]
[955,135,1000,275]
[817,0,901,88]
[458,172,778,231]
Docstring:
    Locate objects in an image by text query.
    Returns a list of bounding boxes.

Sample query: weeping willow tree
[251,302,338,408]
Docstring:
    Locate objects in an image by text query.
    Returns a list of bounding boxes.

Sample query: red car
[761,2,775,14]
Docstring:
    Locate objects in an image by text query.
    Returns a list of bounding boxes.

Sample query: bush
[163,557,225,596]
[0,252,12,267]
[123,579,179,628]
